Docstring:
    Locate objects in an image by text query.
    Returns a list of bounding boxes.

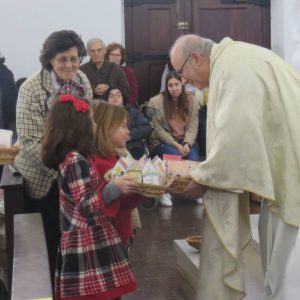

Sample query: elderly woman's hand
[183,180,207,199]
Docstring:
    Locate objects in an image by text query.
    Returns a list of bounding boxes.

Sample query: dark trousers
[0,278,8,300]
[24,182,60,288]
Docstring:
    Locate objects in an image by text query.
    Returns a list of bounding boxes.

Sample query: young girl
[106,86,152,159]
[41,94,137,300]
[91,101,144,245]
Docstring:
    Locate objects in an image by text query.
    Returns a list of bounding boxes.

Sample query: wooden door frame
[124,0,271,101]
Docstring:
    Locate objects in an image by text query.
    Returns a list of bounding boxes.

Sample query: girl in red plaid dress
[41,94,140,300]
[91,102,144,246]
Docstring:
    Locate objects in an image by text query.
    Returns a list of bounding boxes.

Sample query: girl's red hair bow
[59,94,89,112]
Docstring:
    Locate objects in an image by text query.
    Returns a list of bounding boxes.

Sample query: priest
[170,34,300,300]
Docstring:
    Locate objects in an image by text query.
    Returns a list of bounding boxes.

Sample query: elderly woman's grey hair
[170,34,214,58]
[86,38,105,50]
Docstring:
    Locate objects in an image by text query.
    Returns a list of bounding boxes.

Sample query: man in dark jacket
[80,38,130,100]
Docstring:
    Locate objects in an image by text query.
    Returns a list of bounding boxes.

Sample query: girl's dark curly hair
[39,30,86,70]
[41,97,95,170]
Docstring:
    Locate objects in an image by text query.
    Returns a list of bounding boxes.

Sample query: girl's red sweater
[91,155,144,243]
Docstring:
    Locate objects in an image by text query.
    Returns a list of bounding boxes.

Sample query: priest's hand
[183,180,207,199]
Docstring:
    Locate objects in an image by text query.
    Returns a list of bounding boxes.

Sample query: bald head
[170,34,213,90]
[86,37,106,67]
[170,34,214,59]
[87,38,105,50]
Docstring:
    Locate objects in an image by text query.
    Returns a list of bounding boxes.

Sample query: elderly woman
[148,71,201,206]
[106,42,139,106]
[13,30,92,283]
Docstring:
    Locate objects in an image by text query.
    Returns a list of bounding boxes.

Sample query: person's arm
[92,157,140,213]
[16,81,56,177]
[91,156,121,216]
[79,64,99,99]
[129,109,152,141]
[152,109,178,146]
[183,97,200,146]
[102,181,123,206]
[64,155,103,215]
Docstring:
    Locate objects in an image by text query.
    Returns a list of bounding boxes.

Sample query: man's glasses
[176,53,191,77]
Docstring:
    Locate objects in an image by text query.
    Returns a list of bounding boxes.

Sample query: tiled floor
[124,198,264,300]
[0,193,263,300]
[125,198,203,300]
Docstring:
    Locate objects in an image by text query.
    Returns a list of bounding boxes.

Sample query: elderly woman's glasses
[55,56,80,65]
[176,54,191,77]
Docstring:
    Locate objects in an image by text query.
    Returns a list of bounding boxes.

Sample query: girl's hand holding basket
[113,176,142,195]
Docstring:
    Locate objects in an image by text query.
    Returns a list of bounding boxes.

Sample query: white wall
[0,0,125,80]
[271,0,300,71]
[2,1,299,79]
[271,0,285,57]
[290,0,300,71]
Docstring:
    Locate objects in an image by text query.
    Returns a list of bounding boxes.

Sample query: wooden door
[124,0,192,103]
[192,0,270,47]
[124,0,270,103]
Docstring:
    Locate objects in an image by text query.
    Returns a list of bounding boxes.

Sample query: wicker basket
[0,145,19,165]
[167,176,192,194]
[139,181,171,198]
[104,170,173,198]
[186,235,202,250]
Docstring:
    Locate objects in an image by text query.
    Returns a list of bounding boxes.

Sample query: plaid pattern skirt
[55,218,136,299]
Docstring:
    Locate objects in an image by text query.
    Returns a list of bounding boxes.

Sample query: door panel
[192,0,270,47]
[148,62,165,95]
[125,0,270,103]
[125,0,191,102]
[148,9,173,50]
